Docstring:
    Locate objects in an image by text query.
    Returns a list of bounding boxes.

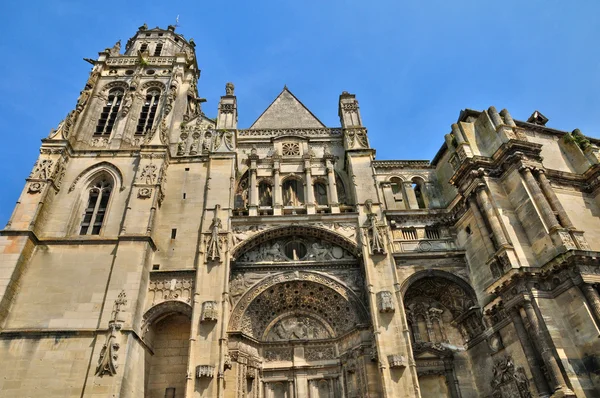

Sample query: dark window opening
[80,179,112,235]
[136,89,160,135]
[259,182,273,207]
[164,387,175,398]
[140,43,148,52]
[171,228,177,239]
[95,89,123,136]
[154,43,163,56]
[314,182,328,206]
[152,264,160,270]
[284,240,307,260]
[183,193,186,199]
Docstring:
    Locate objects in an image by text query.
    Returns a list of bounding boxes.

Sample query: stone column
[326,160,339,212]
[522,301,571,393]
[520,167,561,231]
[474,185,509,248]
[488,106,504,128]
[536,170,574,230]
[273,160,282,216]
[304,156,315,214]
[580,284,600,327]
[249,166,258,216]
[403,181,419,209]
[467,197,496,255]
[509,308,551,397]
[444,365,462,398]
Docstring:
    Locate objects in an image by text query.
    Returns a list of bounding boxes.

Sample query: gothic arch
[141,80,166,92]
[68,161,125,194]
[400,269,476,303]
[141,300,193,338]
[101,81,129,93]
[228,270,370,340]
[230,225,361,259]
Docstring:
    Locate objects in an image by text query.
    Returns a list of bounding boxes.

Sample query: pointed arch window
[95,89,124,136]
[136,89,160,135]
[80,178,112,235]
[314,182,328,206]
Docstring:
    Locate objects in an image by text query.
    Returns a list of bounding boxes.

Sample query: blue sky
[1,1,599,226]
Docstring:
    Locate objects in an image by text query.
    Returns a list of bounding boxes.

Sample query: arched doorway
[142,301,192,398]
[228,226,378,397]
[403,271,484,398]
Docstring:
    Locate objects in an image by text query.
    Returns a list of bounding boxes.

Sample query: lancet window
[95,89,123,136]
[80,178,112,235]
[135,89,160,135]
[412,178,426,209]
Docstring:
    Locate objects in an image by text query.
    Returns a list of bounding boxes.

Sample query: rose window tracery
[281,142,301,156]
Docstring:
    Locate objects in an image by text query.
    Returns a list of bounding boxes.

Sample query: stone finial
[225,82,235,96]
[109,40,121,56]
[139,23,148,31]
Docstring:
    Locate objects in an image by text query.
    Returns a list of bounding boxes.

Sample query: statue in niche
[202,131,212,152]
[177,134,187,155]
[121,91,134,116]
[230,273,245,296]
[206,216,223,261]
[85,68,101,89]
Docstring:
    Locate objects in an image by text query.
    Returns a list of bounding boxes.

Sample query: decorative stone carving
[225,82,235,96]
[27,182,44,194]
[238,128,342,138]
[137,187,152,198]
[177,133,188,155]
[237,237,354,263]
[490,356,532,398]
[364,200,386,255]
[206,214,223,262]
[282,142,300,156]
[138,164,157,185]
[346,128,369,149]
[196,365,215,379]
[96,291,127,377]
[234,274,368,340]
[266,315,331,341]
[388,354,407,369]
[148,275,193,305]
[201,301,218,322]
[30,159,54,180]
[558,230,576,249]
[224,354,232,370]
[305,346,336,361]
[377,291,395,313]
[264,347,292,362]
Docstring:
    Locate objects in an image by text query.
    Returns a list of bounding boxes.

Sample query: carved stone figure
[109,40,121,56]
[225,82,235,96]
[377,291,395,313]
[138,164,156,185]
[76,87,92,112]
[206,216,223,261]
[388,354,406,369]
[201,301,218,322]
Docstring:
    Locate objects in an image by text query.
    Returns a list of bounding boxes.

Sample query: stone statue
[76,88,92,112]
[201,301,218,322]
[206,216,223,261]
[225,82,235,96]
[109,40,121,56]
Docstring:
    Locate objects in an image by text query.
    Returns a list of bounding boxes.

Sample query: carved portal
[490,356,532,398]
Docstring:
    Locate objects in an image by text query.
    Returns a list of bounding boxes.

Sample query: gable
[250,87,326,129]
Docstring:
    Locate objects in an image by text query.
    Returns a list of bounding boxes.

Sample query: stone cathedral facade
[1,24,600,398]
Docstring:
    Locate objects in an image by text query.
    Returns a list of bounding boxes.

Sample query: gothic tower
[1,24,600,398]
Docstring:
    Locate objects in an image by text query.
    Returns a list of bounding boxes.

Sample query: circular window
[146,69,155,75]
[284,240,307,260]
[125,69,134,75]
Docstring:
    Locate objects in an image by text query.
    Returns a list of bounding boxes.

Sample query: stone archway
[227,226,377,398]
[403,271,484,398]
[142,301,193,398]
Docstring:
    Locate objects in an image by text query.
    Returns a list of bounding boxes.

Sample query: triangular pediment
[250,87,326,129]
